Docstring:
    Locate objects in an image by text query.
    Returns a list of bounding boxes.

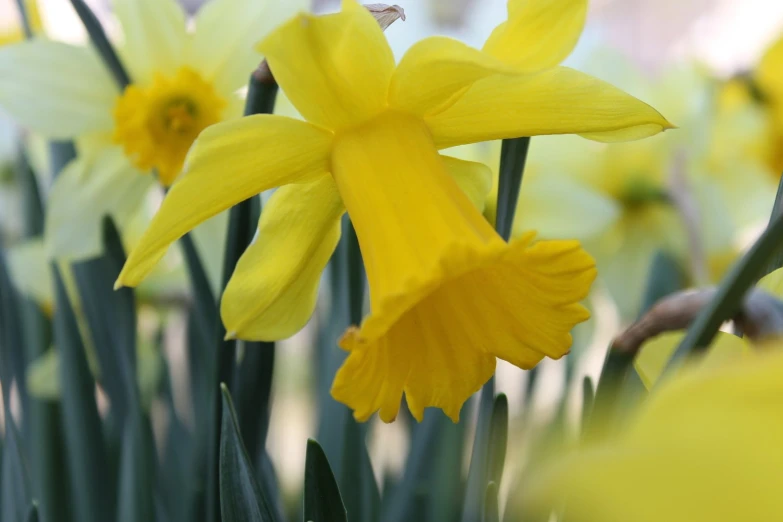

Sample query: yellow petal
[0,40,116,138]
[189,0,308,97]
[257,0,395,131]
[116,115,332,288]
[526,346,783,522]
[113,0,187,86]
[45,147,153,261]
[426,67,673,149]
[633,330,751,390]
[390,36,512,116]
[757,33,783,101]
[221,175,344,340]
[482,0,587,71]
[329,111,595,422]
[440,155,493,211]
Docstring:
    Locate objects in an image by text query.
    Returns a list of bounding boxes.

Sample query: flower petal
[0,40,116,138]
[441,155,493,211]
[482,0,587,71]
[222,175,344,341]
[7,238,53,311]
[390,36,512,116]
[113,0,187,86]
[257,0,395,130]
[189,0,308,97]
[116,115,332,288]
[45,147,153,261]
[426,67,673,149]
[514,174,620,241]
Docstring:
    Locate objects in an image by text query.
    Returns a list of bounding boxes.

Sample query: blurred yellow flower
[525,339,783,522]
[0,0,304,259]
[118,0,670,422]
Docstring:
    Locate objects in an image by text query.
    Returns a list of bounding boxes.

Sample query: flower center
[113,67,225,186]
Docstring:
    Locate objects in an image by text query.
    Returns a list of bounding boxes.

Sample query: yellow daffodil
[0,0,304,259]
[523,339,783,522]
[755,32,783,174]
[118,0,671,422]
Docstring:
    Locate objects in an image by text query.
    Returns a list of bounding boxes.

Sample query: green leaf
[15,151,45,238]
[1,415,32,522]
[180,231,218,344]
[581,376,594,433]
[462,388,495,522]
[53,265,114,522]
[304,439,347,522]
[482,483,499,522]
[116,413,155,522]
[13,0,33,38]
[71,217,139,422]
[68,0,131,89]
[763,172,783,276]
[340,414,380,522]
[495,136,531,241]
[486,394,508,487]
[27,401,72,522]
[219,384,279,522]
[639,251,684,315]
[0,249,28,409]
[233,342,276,468]
[663,204,783,378]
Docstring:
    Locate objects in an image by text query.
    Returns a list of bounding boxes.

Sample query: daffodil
[118,0,671,422]
[755,32,783,174]
[0,0,304,260]
[491,57,775,321]
[523,339,783,522]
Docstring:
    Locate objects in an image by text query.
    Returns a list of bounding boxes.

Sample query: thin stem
[69,0,131,90]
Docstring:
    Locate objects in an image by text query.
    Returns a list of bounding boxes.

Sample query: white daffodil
[0,0,305,260]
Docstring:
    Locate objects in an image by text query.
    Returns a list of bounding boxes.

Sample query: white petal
[113,0,188,86]
[0,39,115,138]
[189,0,309,97]
[45,146,154,260]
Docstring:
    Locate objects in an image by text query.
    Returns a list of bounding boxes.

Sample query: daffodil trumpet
[118,0,671,422]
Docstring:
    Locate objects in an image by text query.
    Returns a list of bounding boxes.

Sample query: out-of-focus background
[2,0,783,502]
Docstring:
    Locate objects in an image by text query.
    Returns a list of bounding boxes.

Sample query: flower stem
[661,189,783,381]
[14,0,33,39]
[69,0,131,90]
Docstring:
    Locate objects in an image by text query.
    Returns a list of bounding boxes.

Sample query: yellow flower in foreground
[0,0,303,259]
[524,341,783,522]
[118,0,670,422]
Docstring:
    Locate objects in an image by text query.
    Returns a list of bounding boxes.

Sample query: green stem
[661,203,783,380]
[69,0,131,90]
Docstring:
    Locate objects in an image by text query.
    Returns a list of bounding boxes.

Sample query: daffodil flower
[118,0,671,422]
[0,0,304,259]
[523,340,782,522]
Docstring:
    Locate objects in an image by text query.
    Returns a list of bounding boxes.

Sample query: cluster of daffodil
[4,0,783,520]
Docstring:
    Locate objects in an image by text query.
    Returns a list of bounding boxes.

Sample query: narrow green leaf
[663,205,783,379]
[68,0,131,89]
[763,171,783,276]
[486,394,508,487]
[53,265,114,522]
[48,141,77,180]
[233,342,276,467]
[341,414,380,522]
[639,251,684,315]
[25,503,39,522]
[1,415,31,522]
[495,136,531,241]
[581,376,594,433]
[180,231,218,343]
[116,413,155,522]
[15,151,45,238]
[72,217,139,422]
[304,439,348,522]
[27,401,72,522]
[0,249,27,408]
[482,483,499,522]
[219,384,279,522]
